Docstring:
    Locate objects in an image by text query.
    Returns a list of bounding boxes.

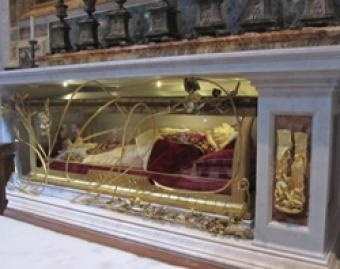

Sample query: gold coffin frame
[29,116,255,218]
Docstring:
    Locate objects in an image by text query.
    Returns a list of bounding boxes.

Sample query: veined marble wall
[8,0,160,66]
[7,0,340,67]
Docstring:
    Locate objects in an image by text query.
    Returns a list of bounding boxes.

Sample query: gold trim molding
[29,169,248,218]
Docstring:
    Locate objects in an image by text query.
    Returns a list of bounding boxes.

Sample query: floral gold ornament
[10,178,252,239]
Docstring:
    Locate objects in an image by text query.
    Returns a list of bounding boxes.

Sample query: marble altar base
[5,183,337,269]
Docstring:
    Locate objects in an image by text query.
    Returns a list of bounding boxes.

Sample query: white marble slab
[0,216,183,269]
[7,188,338,269]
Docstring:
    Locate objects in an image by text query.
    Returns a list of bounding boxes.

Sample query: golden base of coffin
[28,169,248,218]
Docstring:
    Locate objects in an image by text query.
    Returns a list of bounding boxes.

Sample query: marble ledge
[7,190,336,269]
[39,26,340,67]
[3,45,340,89]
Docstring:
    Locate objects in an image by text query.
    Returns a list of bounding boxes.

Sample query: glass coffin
[7,77,257,238]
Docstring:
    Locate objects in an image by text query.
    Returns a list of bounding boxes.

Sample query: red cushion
[195,148,234,179]
[147,139,203,173]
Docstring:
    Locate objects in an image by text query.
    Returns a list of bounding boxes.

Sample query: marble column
[0,0,10,147]
[253,74,340,257]
[0,0,10,69]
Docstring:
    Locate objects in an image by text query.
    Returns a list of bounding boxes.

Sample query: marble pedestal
[0,46,339,268]
[254,75,340,258]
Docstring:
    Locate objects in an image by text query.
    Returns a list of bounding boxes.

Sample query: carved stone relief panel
[194,0,228,36]
[279,0,306,28]
[302,0,335,26]
[241,0,278,32]
[273,115,311,226]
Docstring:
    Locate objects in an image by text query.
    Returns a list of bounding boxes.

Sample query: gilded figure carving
[274,128,309,216]
[273,116,310,223]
